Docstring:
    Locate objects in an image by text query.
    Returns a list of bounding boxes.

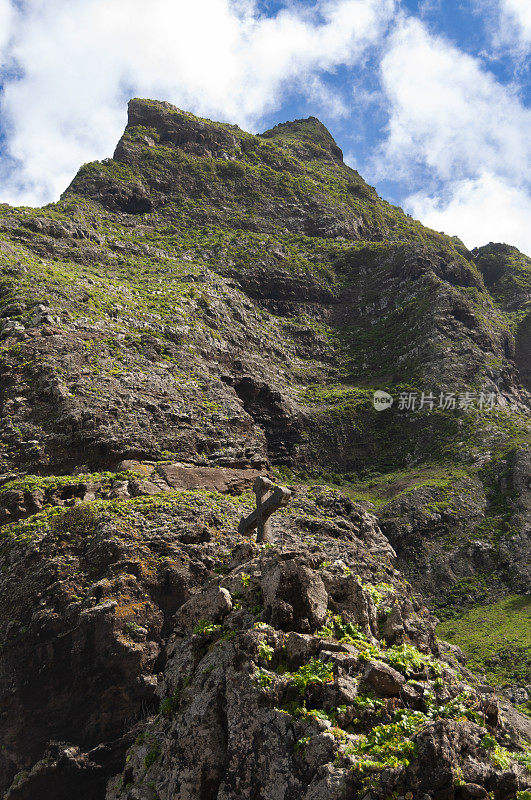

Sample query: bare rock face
[261,557,328,632]
[321,571,378,639]
[173,585,232,631]
[361,660,405,696]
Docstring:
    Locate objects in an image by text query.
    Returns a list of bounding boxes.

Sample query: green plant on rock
[514,743,531,772]
[159,687,182,716]
[50,502,99,537]
[350,691,386,714]
[318,613,377,657]
[254,668,273,687]
[289,658,334,694]
[294,736,311,752]
[304,706,346,723]
[361,581,394,609]
[348,716,419,773]
[479,736,531,773]
[258,641,274,662]
[144,740,161,771]
[426,691,482,724]
[253,621,273,630]
[385,643,442,678]
[453,765,466,787]
[480,734,513,770]
[193,619,221,635]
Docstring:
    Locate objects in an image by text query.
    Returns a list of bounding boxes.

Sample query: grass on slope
[437,595,531,692]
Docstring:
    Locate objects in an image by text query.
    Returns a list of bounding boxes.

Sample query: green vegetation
[289,658,334,694]
[348,713,419,771]
[385,643,443,678]
[437,595,531,685]
[49,503,99,537]
[480,734,531,772]
[254,667,273,687]
[159,689,181,716]
[193,619,222,636]
[0,470,134,495]
[318,613,379,659]
[144,740,161,772]
[258,641,274,662]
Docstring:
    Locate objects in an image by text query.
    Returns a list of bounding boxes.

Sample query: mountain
[0,98,529,799]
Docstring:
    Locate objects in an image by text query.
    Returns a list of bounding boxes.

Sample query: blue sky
[0,0,530,252]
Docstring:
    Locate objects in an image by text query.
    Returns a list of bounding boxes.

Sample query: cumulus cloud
[479,0,531,53]
[376,17,531,254]
[378,17,531,181]
[0,0,15,61]
[501,0,531,43]
[0,0,395,206]
[406,173,531,254]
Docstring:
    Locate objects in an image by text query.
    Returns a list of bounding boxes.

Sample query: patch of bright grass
[436,595,531,686]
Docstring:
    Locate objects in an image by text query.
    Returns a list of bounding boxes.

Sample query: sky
[0,0,529,253]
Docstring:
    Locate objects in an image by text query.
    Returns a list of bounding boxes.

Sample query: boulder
[361,660,405,696]
[380,605,405,644]
[460,784,488,799]
[174,586,232,631]
[322,572,377,638]
[262,558,328,632]
[320,675,358,706]
[284,631,321,667]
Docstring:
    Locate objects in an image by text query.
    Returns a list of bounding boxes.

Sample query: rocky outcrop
[103,541,530,800]
[0,485,406,797]
[0,462,265,526]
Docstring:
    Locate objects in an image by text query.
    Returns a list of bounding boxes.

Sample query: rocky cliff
[0,99,529,799]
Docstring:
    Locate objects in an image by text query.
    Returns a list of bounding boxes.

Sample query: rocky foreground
[0,475,528,799]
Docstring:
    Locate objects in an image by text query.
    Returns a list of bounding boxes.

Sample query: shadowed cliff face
[0,99,529,799]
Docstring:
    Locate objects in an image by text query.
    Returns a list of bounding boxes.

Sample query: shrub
[290,658,333,694]
[258,641,274,662]
[144,741,161,771]
[50,502,99,536]
[193,619,221,635]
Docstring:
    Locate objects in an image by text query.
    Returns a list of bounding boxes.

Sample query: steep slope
[473,243,531,391]
[0,99,529,799]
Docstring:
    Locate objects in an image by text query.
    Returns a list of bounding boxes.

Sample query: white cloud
[375,17,531,253]
[406,173,531,254]
[499,0,531,53]
[378,17,531,182]
[471,0,530,58]
[0,0,15,61]
[502,0,531,38]
[1,0,529,254]
[0,0,395,206]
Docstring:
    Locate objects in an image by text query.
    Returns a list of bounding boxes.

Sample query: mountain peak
[125,99,343,163]
[260,115,344,162]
